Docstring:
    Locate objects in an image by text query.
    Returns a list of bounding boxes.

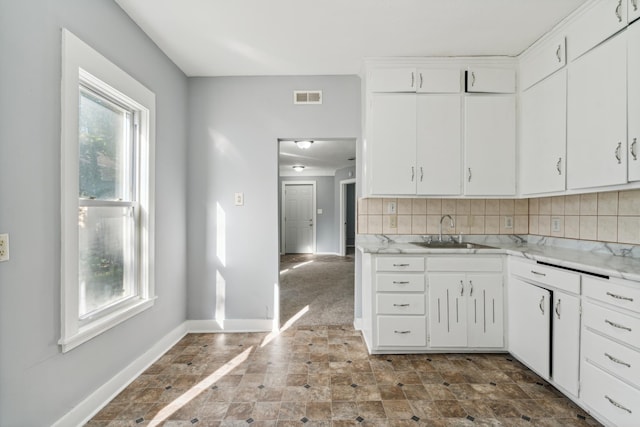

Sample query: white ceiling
[115,0,587,77]
[279,139,356,177]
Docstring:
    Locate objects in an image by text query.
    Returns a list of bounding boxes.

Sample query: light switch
[387,201,396,214]
[234,192,244,206]
[317,209,323,214]
[504,216,513,229]
[552,217,561,232]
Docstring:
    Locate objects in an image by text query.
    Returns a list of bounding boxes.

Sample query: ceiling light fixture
[292,165,305,172]
[295,140,313,150]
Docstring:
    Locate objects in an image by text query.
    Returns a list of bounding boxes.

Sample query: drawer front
[509,258,580,294]
[427,256,502,272]
[584,301,640,349]
[584,276,640,314]
[377,316,427,347]
[377,274,425,292]
[376,294,425,315]
[376,256,425,272]
[583,328,640,388]
[581,361,640,427]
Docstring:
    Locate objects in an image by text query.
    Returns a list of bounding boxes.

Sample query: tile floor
[86,326,601,427]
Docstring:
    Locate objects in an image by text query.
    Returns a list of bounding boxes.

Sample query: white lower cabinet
[552,291,581,396]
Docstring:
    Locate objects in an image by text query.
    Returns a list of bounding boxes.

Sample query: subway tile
[528,198,539,215]
[470,200,486,215]
[514,215,529,235]
[580,216,597,240]
[565,216,580,239]
[426,198,442,215]
[618,190,640,215]
[485,199,500,215]
[538,197,552,215]
[618,216,640,244]
[514,199,529,215]
[485,216,499,234]
[412,215,427,235]
[442,199,456,214]
[597,216,618,242]
[499,199,515,215]
[551,197,565,215]
[397,199,412,215]
[368,199,383,215]
[358,198,368,215]
[564,195,580,215]
[412,198,427,215]
[538,215,551,236]
[368,215,383,234]
[529,215,539,235]
[580,193,598,215]
[398,215,412,234]
[598,192,618,216]
[357,215,368,234]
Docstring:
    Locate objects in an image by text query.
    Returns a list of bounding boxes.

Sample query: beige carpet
[279,252,354,327]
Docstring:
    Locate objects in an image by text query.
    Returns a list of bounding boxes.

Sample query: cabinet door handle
[392,280,410,284]
[420,166,424,182]
[471,71,476,87]
[605,319,632,332]
[615,142,622,164]
[605,352,631,368]
[419,72,423,89]
[606,291,634,302]
[605,395,632,414]
[555,299,561,319]
[394,330,411,334]
[411,166,415,182]
[539,296,545,315]
[556,157,562,175]
[615,0,623,22]
[393,263,410,267]
[631,138,637,161]
[633,0,638,12]
[556,44,562,63]
[460,280,464,296]
[393,303,410,307]
[411,72,415,88]
[467,168,472,182]
[469,280,473,297]
[531,270,546,277]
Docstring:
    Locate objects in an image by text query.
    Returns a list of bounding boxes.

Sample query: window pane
[79,206,136,317]
[79,87,133,201]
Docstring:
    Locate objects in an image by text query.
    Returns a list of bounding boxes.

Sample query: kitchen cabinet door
[629,21,640,181]
[467,274,504,348]
[552,291,580,397]
[428,274,467,347]
[464,95,516,196]
[368,68,417,92]
[520,70,567,195]
[508,278,551,378]
[369,94,417,195]
[416,95,462,195]
[567,33,627,190]
[466,67,516,93]
[631,0,640,23]
[566,0,627,61]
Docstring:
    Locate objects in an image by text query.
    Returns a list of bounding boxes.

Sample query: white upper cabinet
[630,0,640,22]
[464,95,516,196]
[520,36,566,90]
[368,68,461,93]
[629,21,640,181]
[567,33,627,190]
[566,0,627,61]
[466,67,516,93]
[416,95,462,195]
[520,70,567,195]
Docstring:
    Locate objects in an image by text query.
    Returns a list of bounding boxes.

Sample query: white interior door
[284,184,314,254]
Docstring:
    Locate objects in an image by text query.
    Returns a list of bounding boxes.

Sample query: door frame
[339,178,356,256]
[281,180,317,255]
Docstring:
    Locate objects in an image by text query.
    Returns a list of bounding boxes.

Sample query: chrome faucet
[439,214,455,242]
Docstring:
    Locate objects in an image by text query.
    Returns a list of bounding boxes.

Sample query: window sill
[58,297,156,353]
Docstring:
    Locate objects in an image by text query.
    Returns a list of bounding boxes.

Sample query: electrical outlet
[0,234,9,262]
[552,217,562,232]
[387,201,397,214]
[389,216,397,228]
[504,216,513,229]
[234,192,244,206]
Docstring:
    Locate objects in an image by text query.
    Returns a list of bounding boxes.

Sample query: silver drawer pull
[604,352,631,368]
[393,303,410,307]
[394,330,411,334]
[605,395,632,414]
[606,292,634,302]
[531,270,546,277]
[392,281,410,284]
[393,263,410,267]
[605,319,632,332]
[539,296,545,315]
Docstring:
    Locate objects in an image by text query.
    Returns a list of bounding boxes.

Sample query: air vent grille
[294,90,322,105]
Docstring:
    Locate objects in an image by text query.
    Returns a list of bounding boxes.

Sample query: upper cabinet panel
[629,0,640,23]
[520,36,566,91]
[368,68,418,92]
[417,69,461,93]
[466,67,516,93]
[566,0,627,62]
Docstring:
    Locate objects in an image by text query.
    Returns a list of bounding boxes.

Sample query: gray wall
[0,1,188,425]
[279,176,336,254]
[187,76,360,320]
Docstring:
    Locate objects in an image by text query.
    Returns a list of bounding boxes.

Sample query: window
[60,29,155,352]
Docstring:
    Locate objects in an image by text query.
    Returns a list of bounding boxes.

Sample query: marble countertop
[357,235,640,282]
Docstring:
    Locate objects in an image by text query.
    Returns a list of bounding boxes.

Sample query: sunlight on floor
[260,304,309,348]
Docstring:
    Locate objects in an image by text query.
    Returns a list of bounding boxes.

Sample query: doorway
[281,181,316,254]
[339,178,356,256]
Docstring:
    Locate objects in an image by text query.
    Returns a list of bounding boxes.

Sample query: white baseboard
[353,317,363,330]
[314,251,341,256]
[53,322,189,427]
[54,318,274,427]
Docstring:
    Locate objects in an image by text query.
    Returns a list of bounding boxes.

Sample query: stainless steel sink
[410,241,496,249]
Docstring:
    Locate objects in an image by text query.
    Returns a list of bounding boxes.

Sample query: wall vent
[294,90,322,105]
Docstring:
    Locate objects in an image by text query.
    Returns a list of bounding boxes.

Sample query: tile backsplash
[358,189,640,245]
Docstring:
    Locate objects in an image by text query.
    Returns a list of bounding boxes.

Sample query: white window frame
[59,29,156,353]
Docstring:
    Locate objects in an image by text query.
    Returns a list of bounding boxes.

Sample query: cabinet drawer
[377,316,427,347]
[583,328,640,388]
[509,258,580,294]
[520,36,566,90]
[581,361,640,427]
[427,256,502,272]
[377,274,425,292]
[376,294,425,315]
[584,276,640,314]
[584,301,640,349]
[376,256,425,272]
